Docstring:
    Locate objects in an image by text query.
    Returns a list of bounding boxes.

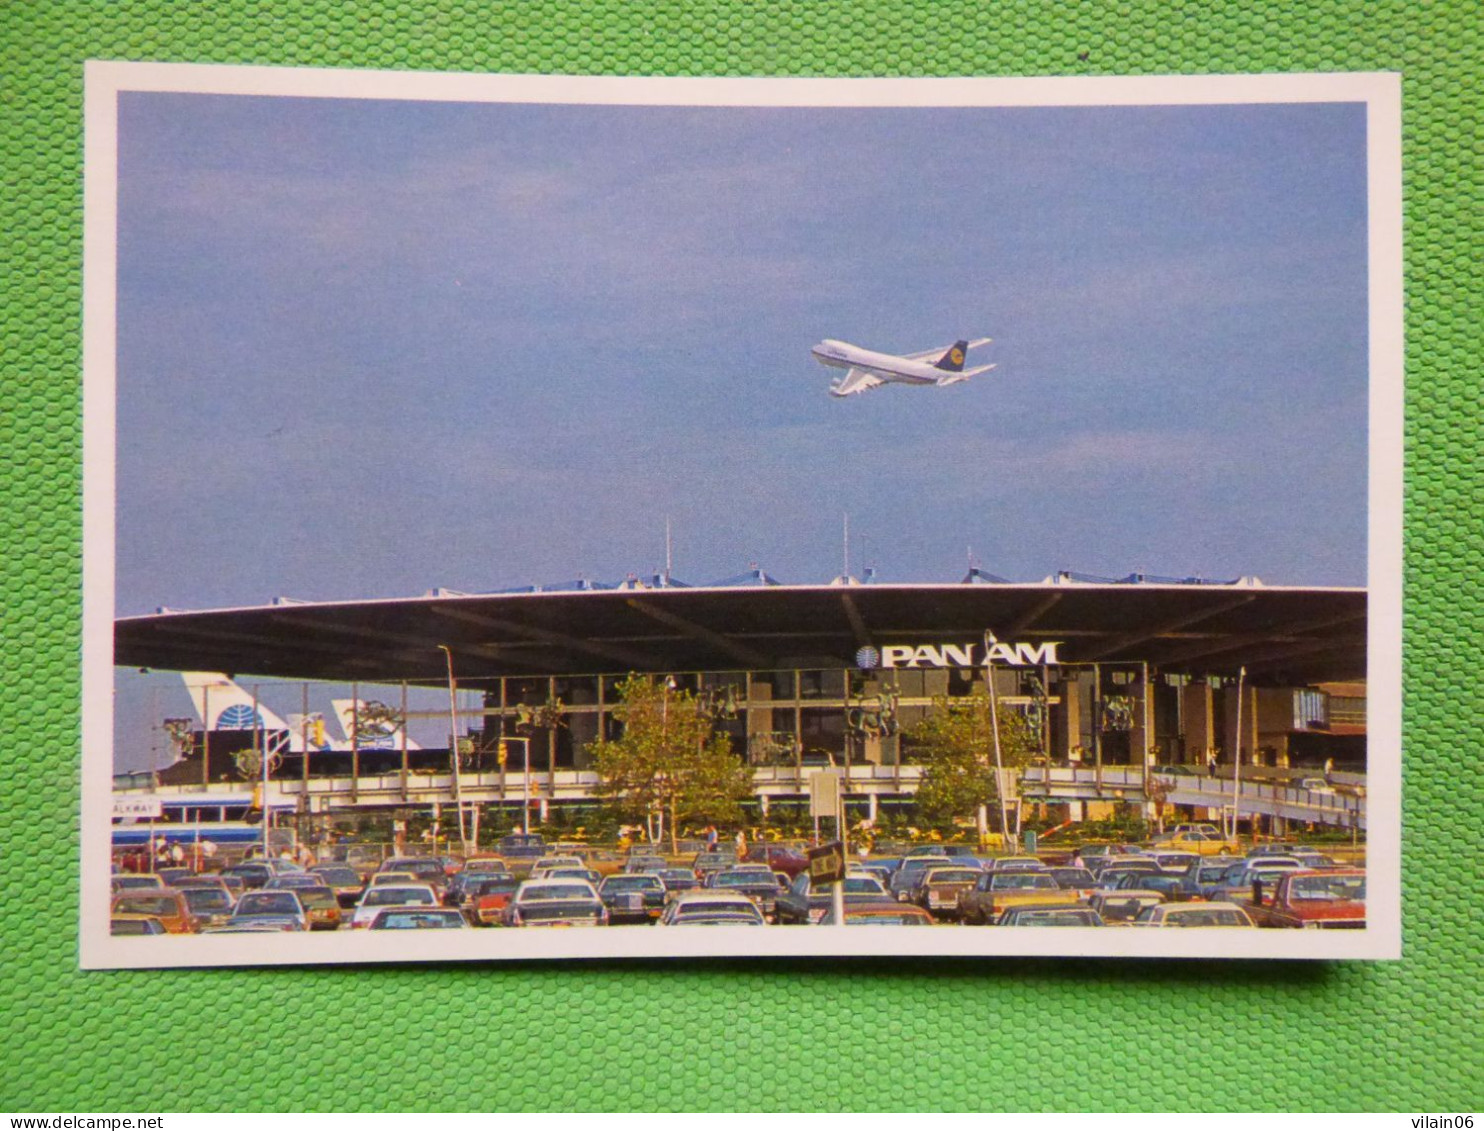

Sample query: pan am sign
[859,641,1062,669]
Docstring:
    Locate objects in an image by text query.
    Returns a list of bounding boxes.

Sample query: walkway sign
[112,797,162,819]
[808,841,846,887]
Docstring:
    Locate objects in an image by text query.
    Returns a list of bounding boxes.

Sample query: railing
[1020,765,1365,824]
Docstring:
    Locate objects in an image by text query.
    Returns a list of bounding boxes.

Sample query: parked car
[220,863,275,891]
[350,884,439,928]
[232,890,309,931]
[1156,830,1240,855]
[504,879,608,927]
[656,868,703,897]
[460,855,510,875]
[691,851,739,879]
[110,889,200,934]
[367,907,470,930]
[983,856,1044,873]
[1202,857,1307,903]
[774,873,889,925]
[1288,849,1342,870]
[887,856,954,902]
[996,904,1106,927]
[1131,901,1255,928]
[219,914,305,932]
[1087,889,1166,924]
[1109,871,1188,901]
[266,873,323,892]
[622,856,669,875]
[704,867,781,919]
[658,892,766,926]
[1093,855,1163,877]
[179,885,236,929]
[1073,844,1145,870]
[1149,851,1202,874]
[370,872,422,888]
[909,866,984,920]
[111,874,167,893]
[1046,867,1099,901]
[530,856,586,873]
[532,866,603,887]
[1240,869,1366,929]
[294,885,343,930]
[904,844,980,860]
[376,857,448,895]
[817,900,934,926]
[959,872,1078,925]
[1294,777,1336,795]
[744,844,810,878]
[308,865,366,908]
[462,876,521,926]
[496,833,547,863]
[110,914,168,936]
[597,874,668,924]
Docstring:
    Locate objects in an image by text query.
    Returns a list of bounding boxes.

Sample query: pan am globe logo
[855,646,881,670]
[216,704,264,729]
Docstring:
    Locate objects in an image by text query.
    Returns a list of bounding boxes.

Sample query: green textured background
[2,0,1481,1113]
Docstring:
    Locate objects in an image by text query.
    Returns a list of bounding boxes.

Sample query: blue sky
[112,91,1370,764]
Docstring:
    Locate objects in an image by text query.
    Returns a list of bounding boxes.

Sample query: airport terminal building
[114,568,1368,832]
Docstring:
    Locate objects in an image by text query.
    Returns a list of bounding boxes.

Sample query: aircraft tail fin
[331,698,420,750]
[933,340,972,372]
[181,672,292,734]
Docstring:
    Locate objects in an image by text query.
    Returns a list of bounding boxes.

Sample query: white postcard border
[81,62,1403,968]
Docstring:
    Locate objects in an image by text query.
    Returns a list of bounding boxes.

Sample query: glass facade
[475,665,1097,772]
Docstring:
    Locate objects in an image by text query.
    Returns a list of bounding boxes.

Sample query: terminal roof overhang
[115,584,1367,688]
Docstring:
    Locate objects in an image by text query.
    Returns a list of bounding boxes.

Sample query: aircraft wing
[829,367,886,398]
[900,337,992,362]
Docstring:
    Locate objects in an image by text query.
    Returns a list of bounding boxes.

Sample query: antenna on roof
[843,512,850,578]
[664,516,673,585]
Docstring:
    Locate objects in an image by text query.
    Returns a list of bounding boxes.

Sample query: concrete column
[1182,683,1214,764]
[1061,675,1082,760]
[867,793,878,822]
[1222,684,1260,766]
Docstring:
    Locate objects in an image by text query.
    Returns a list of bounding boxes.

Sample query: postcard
[82,63,1401,966]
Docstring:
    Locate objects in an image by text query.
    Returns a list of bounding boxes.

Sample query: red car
[744,844,809,878]
[1242,869,1366,928]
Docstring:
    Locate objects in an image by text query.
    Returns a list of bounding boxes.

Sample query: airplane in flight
[811,337,995,397]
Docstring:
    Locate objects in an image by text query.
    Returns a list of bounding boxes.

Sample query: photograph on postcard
[83,66,1401,966]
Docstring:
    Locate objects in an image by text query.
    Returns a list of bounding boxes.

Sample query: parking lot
[109,827,1366,933]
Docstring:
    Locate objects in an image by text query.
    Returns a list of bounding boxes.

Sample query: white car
[350,884,438,928]
[658,892,766,926]
[530,856,585,872]
[505,879,607,927]
[1295,777,1336,795]
[1130,901,1255,928]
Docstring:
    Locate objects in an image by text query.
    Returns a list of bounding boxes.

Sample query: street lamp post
[1232,665,1247,846]
[437,645,469,856]
[984,632,1012,849]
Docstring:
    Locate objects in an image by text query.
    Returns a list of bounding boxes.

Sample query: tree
[588,674,754,851]
[905,688,1039,841]
[1146,777,1176,834]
